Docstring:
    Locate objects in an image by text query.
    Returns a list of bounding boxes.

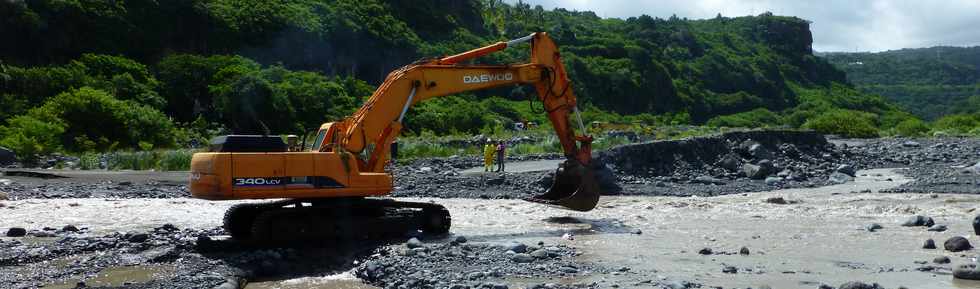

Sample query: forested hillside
[0,0,922,162]
[823,46,980,120]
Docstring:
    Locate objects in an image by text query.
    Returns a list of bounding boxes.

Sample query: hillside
[0,0,914,162]
[823,46,980,120]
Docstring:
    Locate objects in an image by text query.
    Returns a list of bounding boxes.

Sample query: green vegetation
[823,47,980,120]
[0,0,951,167]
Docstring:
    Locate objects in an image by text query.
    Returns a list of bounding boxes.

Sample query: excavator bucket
[525,159,600,211]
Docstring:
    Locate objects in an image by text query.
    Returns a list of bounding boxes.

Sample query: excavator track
[222,198,450,242]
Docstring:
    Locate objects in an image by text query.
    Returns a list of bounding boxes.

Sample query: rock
[901,215,934,227]
[406,237,424,249]
[466,271,485,280]
[0,191,7,200]
[722,265,738,274]
[419,167,432,173]
[902,141,921,147]
[717,154,742,171]
[836,164,857,177]
[927,224,947,232]
[866,223,883,232]
[0,147,15,165]
[764,176,782,186]
[529,249,550,259]
[213,278,240,289]
[839,281,883,289]
[748,144,773,160]
[933,256,951,264]
[128,233,149,243]
[765,197,788,205]
[505,241,527,253]
[742,164,767,180]
[558,266,578,274]
[828,172,853,184]
[511,253,534,263]
[32,231,56,238]
[954,264,980,280]
[630,228,642,235]
[739,247,750,255]
[692,176,725,185]
[454,235,467,244]
[974,215,980,235]
[944,236,972,252]
[923,239,936,249]
[62,225,79,232]
[698,248,713,255]
[6,227,26,237]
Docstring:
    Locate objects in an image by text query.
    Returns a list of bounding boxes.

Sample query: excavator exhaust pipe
[525,159,600,211]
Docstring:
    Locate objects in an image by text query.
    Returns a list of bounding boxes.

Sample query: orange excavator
[189,32,600,240]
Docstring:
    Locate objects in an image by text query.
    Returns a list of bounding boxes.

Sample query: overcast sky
[506,0,980,52]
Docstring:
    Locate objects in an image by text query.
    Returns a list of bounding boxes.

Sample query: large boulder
[716,154,742,172]
[901,215,935,227]
[954,264,980,280]
[743,160,774,180]
[945,236,972,252]
[828,172,853,184]
[0,147,14,166]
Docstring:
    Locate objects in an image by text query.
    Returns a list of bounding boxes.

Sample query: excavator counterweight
[189,32,602,240]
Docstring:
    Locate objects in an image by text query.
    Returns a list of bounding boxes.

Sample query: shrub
[706,108,780,128]
[0,115,65,164]
[933,114,980,135]
[802,109,879,138]
[894,118,930,137]
[3,87,178,153]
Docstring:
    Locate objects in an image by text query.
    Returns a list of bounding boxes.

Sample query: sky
[506,0,980,52]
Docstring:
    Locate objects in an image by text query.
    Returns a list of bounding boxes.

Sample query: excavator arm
[320,32,599,211]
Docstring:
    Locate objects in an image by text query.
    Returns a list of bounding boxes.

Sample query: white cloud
[506,0,980,52]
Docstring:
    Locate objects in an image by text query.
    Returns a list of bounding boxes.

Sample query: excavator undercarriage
[223,198,450,241]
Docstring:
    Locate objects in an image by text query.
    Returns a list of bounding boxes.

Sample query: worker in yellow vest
[483,139,495,172]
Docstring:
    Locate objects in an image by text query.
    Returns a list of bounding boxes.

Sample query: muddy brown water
[3,168,980,288]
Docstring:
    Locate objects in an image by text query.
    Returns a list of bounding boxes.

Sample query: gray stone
[902,141,921,147]
[923,239,936,249]
[927,224,947,232]
[974,215,980,235]
[454,235,467,243]
[954,264,980,280]
[839,281,883,289]
[901,215,934,227]
[406,237,424,249]
[866,223,883,232]
[559,266,578,274]
[717,154,742,171]
[128,233,149,243]
[62,225,79,232]
[828,172,853,184]
[933,256,951,264]
[739,246,750,255]
[836,164,856,177]
[722,265,738,274]
[743,164,768,179]
[764,176,782,186]
[692,176,725,185]
[529,249,550,259]
[698,248,712,255]
[749,144,773,160]
[505,241,527,253]
[945,236,972,252]
[511,253,534,263]
[765,197,788,205]
[5,227,26,237]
